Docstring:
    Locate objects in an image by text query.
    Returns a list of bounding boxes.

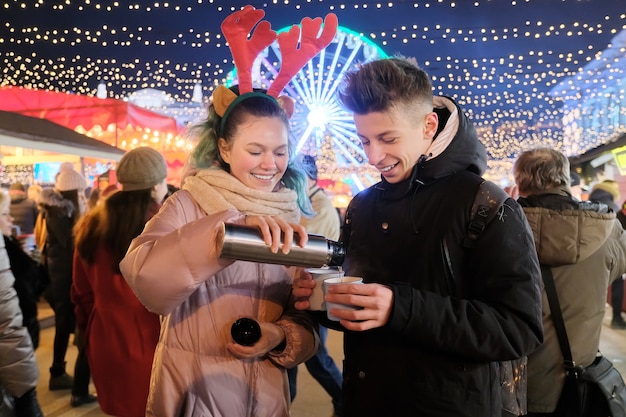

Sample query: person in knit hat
[589,179,621,211]
[9,182,39,235]
[71,146,168,417]
[38,162,96,406]
[589,179,626,330]
[115,146,168,195]
[55,162,87,194]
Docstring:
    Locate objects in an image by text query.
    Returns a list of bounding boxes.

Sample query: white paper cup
[323,276,363,321]
[306,267,344,311]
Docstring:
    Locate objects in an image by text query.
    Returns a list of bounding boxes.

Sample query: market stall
[0,110,125,187]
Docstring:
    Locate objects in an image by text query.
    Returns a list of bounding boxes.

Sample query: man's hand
[325,283,394,331]
[293,268,315,310]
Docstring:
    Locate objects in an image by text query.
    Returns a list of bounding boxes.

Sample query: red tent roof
[0,86,182,136]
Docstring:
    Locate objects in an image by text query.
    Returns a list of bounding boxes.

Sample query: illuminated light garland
[0,1,625,186]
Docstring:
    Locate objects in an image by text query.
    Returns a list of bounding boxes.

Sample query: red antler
[221,5,277,94]
[267,13,338,98]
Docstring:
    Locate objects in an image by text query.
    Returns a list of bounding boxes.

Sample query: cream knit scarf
[182,168,301,223]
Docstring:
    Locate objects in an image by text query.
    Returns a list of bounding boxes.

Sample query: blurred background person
[101,184,120,200]
[299,155,342,241]
[512,148,626,416]
[0,192,41,350]
[86,188,101,211]
[26,184,42,206]
[588,180,620,211]
[0,196,43,417]
[38,162,96,407]
[72,147,167,417]
[569,171,583,201]
[9,182,38,236]
[288,154,343,417]
[33,186,52,256]
[163,183,180,202]
[588,180,626,329]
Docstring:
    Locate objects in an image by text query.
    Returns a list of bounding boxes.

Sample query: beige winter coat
[524,202,626,413]
[120,188,318,417]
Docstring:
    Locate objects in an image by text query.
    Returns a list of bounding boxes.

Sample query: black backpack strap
[460,180,525,415]
[541,264,578,373]
[464,180,509,246]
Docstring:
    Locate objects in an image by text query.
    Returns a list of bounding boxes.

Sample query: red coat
[71,247,160,417]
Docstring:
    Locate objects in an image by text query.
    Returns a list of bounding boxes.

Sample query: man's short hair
[338,56,433,118]
[514,148,571,195]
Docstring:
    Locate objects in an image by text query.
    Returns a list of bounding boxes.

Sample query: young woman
[72,147,167,417]
[38,163,95,406]
[120,86,319,417]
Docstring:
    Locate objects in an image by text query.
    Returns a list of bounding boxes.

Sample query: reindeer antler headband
[213,5,338,134]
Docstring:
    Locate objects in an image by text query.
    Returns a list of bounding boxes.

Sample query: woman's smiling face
[218,115,289,192]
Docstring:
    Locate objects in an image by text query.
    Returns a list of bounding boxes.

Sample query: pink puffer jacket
[120,190,318,417]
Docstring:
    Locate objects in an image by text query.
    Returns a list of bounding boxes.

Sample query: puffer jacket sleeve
[0,240,39,398]
[120,191,244,315]
[269,281,319,367]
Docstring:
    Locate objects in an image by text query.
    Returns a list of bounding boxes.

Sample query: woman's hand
[227,321,286,359]
[293,268,315,310]
[244,215,308,254]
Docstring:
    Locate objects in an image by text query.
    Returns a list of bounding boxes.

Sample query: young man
[512,148,626,416]
[293,57,544,417]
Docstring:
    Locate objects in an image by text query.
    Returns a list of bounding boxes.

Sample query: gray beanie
[55,162,87,192]
[116,147,167,191]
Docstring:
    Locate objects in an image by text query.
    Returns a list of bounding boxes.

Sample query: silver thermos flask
[216,222,345,267]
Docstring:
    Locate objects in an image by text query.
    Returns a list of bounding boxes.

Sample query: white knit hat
[55,162,87,192]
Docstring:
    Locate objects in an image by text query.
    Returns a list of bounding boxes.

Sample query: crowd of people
[2,6,626,417]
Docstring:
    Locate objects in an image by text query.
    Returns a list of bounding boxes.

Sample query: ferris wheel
[225,26,388,190]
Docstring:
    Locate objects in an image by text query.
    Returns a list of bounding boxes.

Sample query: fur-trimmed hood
[38,188,75,218]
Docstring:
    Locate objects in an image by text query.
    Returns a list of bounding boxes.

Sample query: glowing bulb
[307,107,328,129]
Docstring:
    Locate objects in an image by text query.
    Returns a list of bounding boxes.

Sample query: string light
[0,1,624,187]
